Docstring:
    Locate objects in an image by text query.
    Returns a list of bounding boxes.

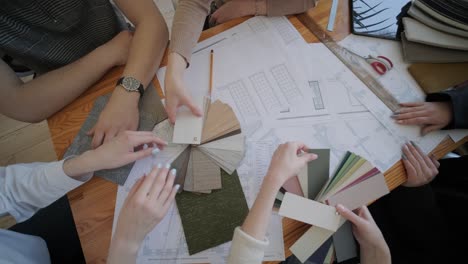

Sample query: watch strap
[117,77,145,97]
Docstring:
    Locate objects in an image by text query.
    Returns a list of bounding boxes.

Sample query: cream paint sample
[297,166,308,198]
[173,96,205,144]
[279,193,342,231]
[290,218,346,263]
[326,173,389,210]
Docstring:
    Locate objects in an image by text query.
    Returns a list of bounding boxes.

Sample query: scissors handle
[370,61,387,75]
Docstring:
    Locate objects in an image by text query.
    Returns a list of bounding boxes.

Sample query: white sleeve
[0,159,92,222]
[227,227,270,264]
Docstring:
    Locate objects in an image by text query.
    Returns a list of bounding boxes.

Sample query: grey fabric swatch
[332,221,358,262]
[64,85,167,185]
[401,33,468,63]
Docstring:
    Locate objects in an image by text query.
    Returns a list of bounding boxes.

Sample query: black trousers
[369,156,468,264]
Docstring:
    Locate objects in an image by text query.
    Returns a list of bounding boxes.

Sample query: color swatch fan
[152,100,249,255]
[154,99,245,193]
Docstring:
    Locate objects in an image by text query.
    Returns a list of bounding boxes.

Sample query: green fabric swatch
[176,170,249,255]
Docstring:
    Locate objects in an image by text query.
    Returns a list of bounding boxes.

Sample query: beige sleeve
[227,227,269,264]
[266,0,318,16]
[169,0,211,65]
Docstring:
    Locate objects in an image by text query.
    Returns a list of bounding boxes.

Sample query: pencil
[209,49,214,96]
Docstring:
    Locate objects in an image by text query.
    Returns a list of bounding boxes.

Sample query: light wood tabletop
[47,0,467,263]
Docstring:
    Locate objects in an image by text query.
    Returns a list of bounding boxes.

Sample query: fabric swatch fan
[152,100,249,255]
[154,99,246,193]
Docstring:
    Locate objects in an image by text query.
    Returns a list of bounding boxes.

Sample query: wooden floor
[0,114,57,228]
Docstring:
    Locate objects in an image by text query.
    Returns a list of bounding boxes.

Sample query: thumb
[299,153,318,163]
[129,147,154,162]
[165,100,178,124]
[87,126,95,136]
[182,96,203,117]
[336,204,365,227]
[421,124,441,136]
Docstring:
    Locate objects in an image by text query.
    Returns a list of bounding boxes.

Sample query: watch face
[122,77,140,92]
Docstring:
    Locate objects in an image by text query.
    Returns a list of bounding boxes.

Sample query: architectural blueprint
[112,16,460,264]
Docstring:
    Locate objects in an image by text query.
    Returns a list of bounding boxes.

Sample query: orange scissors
[345,48,393,75]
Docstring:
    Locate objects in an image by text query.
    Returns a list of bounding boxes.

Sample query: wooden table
[47,0,467,263]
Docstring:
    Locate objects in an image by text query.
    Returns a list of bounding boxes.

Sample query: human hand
[210,0,265,25]
[88,87,140,148]
[401,142,440,187]
[164,53,203,123]
[102,30,133,66]
[63,131,166,177]
[265,142,317,188]
[392,102,452,135]
[108,165,179,263]
[336,205,391,264]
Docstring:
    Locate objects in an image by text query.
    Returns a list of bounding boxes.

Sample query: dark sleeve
[426,84,468,129]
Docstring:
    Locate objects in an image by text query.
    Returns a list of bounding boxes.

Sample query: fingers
[128,147,154,161]
[148,164,171,199]
[103,129,119,145]
[392,110,427,121]
[300,152,318,163]
[395,116,429,125]
[157,168,176,202]
[421,124,442,136]
[430,154,440,168]
[336,204,365,227]
[402,158,417,185]
[126,176,144,204]
[162,184,179,211]
[357,206,374,223]
[135,166,159,201]
[166,101,178,124]
[411,142,438,174]
[181,96,203,117]
[403,143,421,175]
[399,102,424,107]
[127,132,168,149]
[86,126,95,136]
[91,131,105,149]
[395,106,426,115]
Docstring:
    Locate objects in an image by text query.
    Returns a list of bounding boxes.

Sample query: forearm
[266,0,317,16]
[169,0,211,64]
[122,16,168,87]
[0,158,93,222]
[360,244,391,264]
[107,237,139,264]
[1,45,119,123]
[241,175,281,240]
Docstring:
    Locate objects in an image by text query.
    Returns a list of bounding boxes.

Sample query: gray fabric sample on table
[64,84,167,185]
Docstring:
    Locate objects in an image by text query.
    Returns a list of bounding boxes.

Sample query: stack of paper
[278,151,390,262]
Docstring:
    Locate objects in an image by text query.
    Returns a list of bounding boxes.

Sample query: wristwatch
[116,76,145,97]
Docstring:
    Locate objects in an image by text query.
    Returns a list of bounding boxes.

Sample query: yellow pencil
[209,49,214,96]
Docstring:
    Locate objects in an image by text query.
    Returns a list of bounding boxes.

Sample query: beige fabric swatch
[192,148,222,191]
[403,18,468,51]
[201,100,241,143]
